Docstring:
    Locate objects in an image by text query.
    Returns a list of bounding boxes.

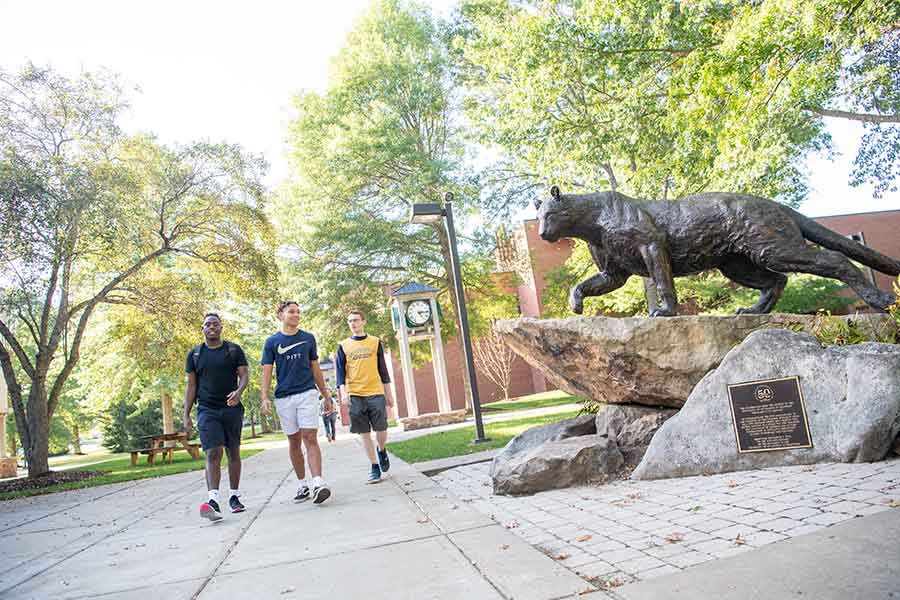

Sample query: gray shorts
[349,394,388,434]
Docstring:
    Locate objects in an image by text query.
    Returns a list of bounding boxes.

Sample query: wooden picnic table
[129,432,202,466]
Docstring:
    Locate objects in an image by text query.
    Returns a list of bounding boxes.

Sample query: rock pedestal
[490,410,676,495]
[632,329,900,480]
[494,314,894,409]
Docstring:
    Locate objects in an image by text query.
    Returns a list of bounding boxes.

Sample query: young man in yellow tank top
[336,310,395,483]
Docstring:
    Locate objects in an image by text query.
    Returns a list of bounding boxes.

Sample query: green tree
[456,0,900,205]
[0,64,273,477]
[280,0,505,406]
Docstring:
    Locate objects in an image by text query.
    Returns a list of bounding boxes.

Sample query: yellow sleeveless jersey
[340,335,385,396]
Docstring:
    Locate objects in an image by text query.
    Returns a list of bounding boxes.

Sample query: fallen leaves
[280,586,295,594]
[663,532,685,544]
[575,534,593,543]
[883,499,900,508]
[505,520,520,529]
[733,533,746,546]
[416,517,430,524]
[687,505,703,513]
[727,480,738,488]
[499,544,510,550]
[553,552,571,561]
[593,576,625,590]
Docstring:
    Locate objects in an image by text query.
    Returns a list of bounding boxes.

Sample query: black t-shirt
[185,342,248,409]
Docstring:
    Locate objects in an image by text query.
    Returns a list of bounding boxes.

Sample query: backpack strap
[193,341,239,373]
[191,343,205,373]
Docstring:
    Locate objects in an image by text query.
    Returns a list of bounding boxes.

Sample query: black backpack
[191,340,239,374]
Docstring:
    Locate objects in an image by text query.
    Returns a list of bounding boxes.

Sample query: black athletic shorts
[197,404,244,450]
[349,394,388,434]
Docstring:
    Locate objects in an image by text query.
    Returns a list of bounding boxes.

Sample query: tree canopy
[455,0,900,205]
[0,64,275,476]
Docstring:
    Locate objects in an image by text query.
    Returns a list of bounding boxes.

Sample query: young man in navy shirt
[184,313,249,522]
[261,301,334,504]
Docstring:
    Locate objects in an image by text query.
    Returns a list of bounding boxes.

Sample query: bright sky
[1,0,897,218]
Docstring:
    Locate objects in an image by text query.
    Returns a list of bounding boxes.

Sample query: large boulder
[494,314,894,409]
[495,413,596,460]
[491,434,623,495]
[596,405,678,465]
[632,329,900,480]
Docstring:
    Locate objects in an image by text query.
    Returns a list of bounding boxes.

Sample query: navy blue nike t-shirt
[261,330,318,398]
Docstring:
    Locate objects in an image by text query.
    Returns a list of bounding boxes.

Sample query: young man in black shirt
[184,313,249,522]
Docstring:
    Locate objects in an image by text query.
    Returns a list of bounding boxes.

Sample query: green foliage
[100,397,164,453]
[278,0,504,360]
[48,418,72,456]
[455,0,900,206]
[808,313,871,346]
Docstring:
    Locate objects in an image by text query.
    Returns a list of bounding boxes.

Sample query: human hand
[183,414,193,438]
[226,389,243,406]
[261,397,272,416]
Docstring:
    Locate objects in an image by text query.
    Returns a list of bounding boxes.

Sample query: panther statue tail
[789,208,900,276]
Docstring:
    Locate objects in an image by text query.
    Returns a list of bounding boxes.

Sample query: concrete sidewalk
[0,437,597,600]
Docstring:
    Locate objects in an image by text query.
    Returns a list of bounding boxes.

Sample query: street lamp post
[410,194,489,443]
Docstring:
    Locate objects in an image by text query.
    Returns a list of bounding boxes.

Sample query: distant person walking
[321,394,338,443]
[336,310,394,483]
[260,301,334,504]
[184,313,250,523]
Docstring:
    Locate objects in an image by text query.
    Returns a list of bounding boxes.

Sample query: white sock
[312,475,324,488]
[229,489,240,499]
[208,490,220,503]
[298,477,309,490]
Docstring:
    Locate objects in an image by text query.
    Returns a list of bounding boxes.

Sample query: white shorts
[274,389,320,435]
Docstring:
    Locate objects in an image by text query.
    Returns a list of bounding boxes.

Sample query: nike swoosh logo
[277,341,307,355]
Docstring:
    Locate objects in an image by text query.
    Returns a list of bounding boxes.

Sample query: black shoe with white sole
[294,485,311,503]
[229,495,246,513]
[312,484,331,505]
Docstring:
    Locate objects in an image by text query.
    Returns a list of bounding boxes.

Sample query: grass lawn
[1,432,287,502]
[481,390,582,415]
[387,410,581,464]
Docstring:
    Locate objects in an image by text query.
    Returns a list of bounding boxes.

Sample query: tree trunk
[26,381,51,477]
[8,417,17,459]
[250,412,257,438]
[71,421,83,455]
[260,412,272,434]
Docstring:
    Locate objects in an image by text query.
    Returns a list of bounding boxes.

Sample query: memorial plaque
[727,376,812,453]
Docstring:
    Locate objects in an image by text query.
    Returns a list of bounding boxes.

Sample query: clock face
[405,300,432,327]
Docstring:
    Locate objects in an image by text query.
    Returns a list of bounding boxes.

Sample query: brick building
[386,209,900,418]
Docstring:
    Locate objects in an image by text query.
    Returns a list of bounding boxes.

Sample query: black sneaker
[368,464,382,484]
[294,485,311,503]
[229,495,246,513]
[312,484,331,504]
[201,500,223,522]
[378,448,391,473]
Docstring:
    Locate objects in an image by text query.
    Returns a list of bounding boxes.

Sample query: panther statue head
[534,185,568,243]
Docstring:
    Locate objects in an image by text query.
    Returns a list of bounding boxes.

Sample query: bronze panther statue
[536,186,900,316]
